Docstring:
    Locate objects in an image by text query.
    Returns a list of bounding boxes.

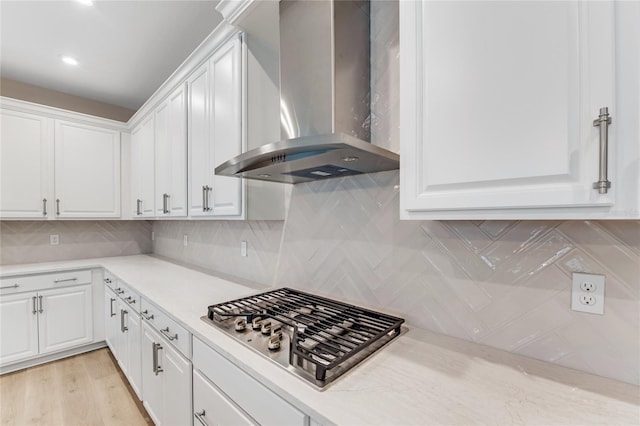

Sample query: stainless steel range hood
[215,0,399,184]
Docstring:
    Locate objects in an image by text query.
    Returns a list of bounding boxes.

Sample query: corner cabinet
[400,1,639,219]
[188,35,244,218]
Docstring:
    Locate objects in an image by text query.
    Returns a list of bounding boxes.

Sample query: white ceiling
[0,0,223,111]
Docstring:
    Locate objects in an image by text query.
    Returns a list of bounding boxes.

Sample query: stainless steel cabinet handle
[163,193,170,214]
[114,287,125,295]
[110,298,116,317]
[32,296,37,315]
[153,342,163,375]
[56,198,60,215]
[0,284,19,290]
[141,310,154,321]
[136,199,142,216]
[202,186,207,212]
[194,410,208,426]
[120,309,128,332]
[42,198,47,216]
[160,327,178,341]
[103,278,112,284]
[593,107,612,194]
[38,295,43,314]
[124,296,136,305]
[53,278,77,284]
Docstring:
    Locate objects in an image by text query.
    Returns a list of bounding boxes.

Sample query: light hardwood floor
[0,348,153,426]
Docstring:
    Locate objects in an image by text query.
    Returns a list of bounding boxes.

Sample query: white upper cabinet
[155,84,188,217]
[54,120,121,218]
[400,1,638,219]
[131,114,155,217]
[188,35,243,218]
[0,110,52,218]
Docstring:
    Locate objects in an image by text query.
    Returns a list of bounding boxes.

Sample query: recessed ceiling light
[61,56,79,66]
[76,0,93,6]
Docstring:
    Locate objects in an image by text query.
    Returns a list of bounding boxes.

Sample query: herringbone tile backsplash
[275,170,640,386]
[0,220,152,265]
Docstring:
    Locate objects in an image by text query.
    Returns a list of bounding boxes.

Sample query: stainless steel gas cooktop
[201,288,404,389]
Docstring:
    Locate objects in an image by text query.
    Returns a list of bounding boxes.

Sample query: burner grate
[207,288,404,385]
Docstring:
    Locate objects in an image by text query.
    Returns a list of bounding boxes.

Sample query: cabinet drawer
[140,298,190,358]
[193,337,307,426]
[0,270,92,295]
[193,369,257,426]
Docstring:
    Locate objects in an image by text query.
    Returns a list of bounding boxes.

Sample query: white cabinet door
[155,85,187,217]
[125,306,142,399]
[38,285,93,355]
[0,110,52,218]
[188,36,244,218]
[188,62,213,217]
[131,114,155,217]
[142,322,163,425]
[193,369,256,426]
[210,36,243,217]
[163,339,192,426]
[104,286,118,353]
[400,1,616,218]
[54,120,120,217]
[0,292,39,365]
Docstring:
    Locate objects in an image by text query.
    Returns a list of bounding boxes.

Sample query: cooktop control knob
[267,334,281,351]
[261,321,272,335]
[251,317,263,331]
[234,318,247,332]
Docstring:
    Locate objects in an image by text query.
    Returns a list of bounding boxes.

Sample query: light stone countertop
[2,255,639,425]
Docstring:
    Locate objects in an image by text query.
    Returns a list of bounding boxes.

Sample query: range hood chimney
[215,0,399,184]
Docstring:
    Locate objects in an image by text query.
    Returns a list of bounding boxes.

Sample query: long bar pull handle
[56,198,60,215]
[38,295,43,314]
[593,107,612,194]
[153,342,163,375]
[120,309,128,332]
[0,284,19,290]
[110,298,116,317]
[42,198,47,216]
[194,410,208,426]
[163,193,170,214]
[137,199,142,216]
[202,186,207,212]
[205,186,212,211]
[32,296,37,315]
[54,278,77,284]
[160,327,178,341]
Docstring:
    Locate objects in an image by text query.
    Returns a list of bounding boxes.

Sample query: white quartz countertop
[2,255,639,425]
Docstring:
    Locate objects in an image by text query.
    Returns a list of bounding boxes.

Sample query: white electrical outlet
[571,272,605,315]
[241,241,248,257]
[183,235,188,247]
[50,234,59,245]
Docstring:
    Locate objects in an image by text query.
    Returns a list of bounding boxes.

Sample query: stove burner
[204,288,404,389]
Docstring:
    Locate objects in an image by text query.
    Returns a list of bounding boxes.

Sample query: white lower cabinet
[0,292,40,364]
[193,369,256,426]
[105,280,142,400]
[0,283,93,366]
[193,337,307,426]
[142,321,192,426]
